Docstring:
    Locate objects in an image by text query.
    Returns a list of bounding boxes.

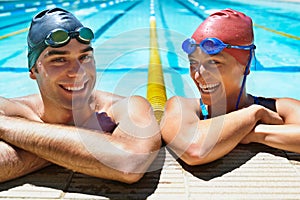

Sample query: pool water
[0,0,300,100]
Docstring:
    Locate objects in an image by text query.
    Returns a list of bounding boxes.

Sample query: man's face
[188,47,245,106]
[31,39,96,110]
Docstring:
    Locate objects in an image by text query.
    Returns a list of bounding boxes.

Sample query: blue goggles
[182,37,255,55]
[45,27,94,47]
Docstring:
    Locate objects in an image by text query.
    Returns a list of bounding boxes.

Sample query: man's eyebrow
[44,46,94,58]
[44,50,69,58]
[81,46,94,53]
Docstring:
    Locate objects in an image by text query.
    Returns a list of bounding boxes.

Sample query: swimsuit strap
[253,95,259,104]
[200,98,209,120]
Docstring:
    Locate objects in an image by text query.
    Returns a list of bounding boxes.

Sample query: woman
[161,8,300,165]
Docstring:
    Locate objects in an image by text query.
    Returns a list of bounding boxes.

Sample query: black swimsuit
[199,96,277,120]
[253,96,277,112]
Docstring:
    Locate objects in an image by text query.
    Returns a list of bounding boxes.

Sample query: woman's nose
[198,64,207,75]
[194,64,205,78]
[194,64,212,84]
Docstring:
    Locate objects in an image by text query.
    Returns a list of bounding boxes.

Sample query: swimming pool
[0,0,300,100]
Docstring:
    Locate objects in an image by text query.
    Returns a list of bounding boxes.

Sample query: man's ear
[29,68,37,80]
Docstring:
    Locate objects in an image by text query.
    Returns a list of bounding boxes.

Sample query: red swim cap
[191,8,254,66]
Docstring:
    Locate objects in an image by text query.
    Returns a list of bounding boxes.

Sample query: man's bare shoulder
[11,94,42,105]
[93,90,125,103]
[0,94,43,120]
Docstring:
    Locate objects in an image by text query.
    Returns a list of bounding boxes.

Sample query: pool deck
[1,144,300,199]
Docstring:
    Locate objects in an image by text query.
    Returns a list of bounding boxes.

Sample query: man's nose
[67,59,86,78]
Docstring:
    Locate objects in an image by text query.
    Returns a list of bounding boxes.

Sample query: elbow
[180,143,210,166]
[116,157,148,184]
[116,151,157,184]
[119,172,144,184]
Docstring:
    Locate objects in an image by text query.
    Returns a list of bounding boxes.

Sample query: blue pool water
[0,0,300,100]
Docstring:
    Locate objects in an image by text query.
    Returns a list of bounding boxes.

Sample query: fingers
[259,107,284,125]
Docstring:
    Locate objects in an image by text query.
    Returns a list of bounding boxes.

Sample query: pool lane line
[179,0,300,41]
[0,19,31,30]
[157,0,188,97]
[174,0,206,20]
[206,0,300,22]
[0,0,136,34]
[94,1,141,40]
[147,13,167,123]
[253,23,300,40]
[0,0,140,67]
[0,27,29,40]
[0,66,189,73]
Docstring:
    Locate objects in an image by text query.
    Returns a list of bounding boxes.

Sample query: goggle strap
[235,49,254,110]
[228,44,255,50]
[69,31,79,38]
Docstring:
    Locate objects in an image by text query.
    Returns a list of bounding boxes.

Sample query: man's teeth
[63,84,85,91]
[200,83,219,93]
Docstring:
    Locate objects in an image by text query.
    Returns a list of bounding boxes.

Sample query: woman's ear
[238,60,250,76]
[245,65,250,75]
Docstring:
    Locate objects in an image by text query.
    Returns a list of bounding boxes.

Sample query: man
[160,8,300,166]
[0,8,161,183]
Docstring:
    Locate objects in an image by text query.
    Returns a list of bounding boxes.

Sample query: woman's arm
[161,96,283,166]
[241,98,300,153]
[243,124,300,153]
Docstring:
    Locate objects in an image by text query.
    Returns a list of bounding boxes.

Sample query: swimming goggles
[182,37,255,55]
[45,27,94,47]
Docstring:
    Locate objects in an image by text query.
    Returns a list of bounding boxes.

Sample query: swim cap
[27,8,84,70]
[191,8,254,66]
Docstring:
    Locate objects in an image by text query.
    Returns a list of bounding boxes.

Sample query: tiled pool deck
[0,143,300,199]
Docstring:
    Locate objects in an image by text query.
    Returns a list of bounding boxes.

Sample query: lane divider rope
[147,16,167,123]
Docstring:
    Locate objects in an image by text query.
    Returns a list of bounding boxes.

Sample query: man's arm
[0,96,50,183]
[241,98,300,153]
[0,141,50,182]
[0,96,161,184]
[160,96,283,166]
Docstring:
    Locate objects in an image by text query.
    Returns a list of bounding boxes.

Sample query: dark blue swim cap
[27,8,84,70]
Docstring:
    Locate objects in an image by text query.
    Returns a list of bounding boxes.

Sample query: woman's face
[189,47,246,107]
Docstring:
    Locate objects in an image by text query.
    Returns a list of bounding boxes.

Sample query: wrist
[252,124,267,143]
[248,104,265,123]
[0,114,8,139]
[244,104,262,126]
